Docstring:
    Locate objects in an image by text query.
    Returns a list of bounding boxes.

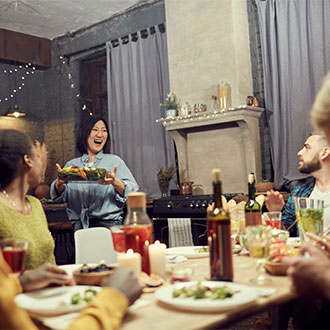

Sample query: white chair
[74,227,117,264]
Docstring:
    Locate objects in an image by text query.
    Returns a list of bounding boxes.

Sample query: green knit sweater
[0,195,55,269]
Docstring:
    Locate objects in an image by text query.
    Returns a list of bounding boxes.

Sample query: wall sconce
[7,104,26,118]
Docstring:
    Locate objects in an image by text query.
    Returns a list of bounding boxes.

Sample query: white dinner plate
[14,285,101,316]
[155,281,259,312]
[166,246,209,259]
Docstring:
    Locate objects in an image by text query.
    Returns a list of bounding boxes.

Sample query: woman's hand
[19,263,75,292]
[306,232,330,257]
[103,166,118,185]
[283,244,330,300]
[99,166,125,195]
[55,163,67,194]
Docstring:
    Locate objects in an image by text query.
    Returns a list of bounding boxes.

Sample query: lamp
[7,63,26,118]
[7,104,26,118]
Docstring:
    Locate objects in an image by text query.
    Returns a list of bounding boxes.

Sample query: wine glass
[229,208,243,255]
[0,238,28,275]
[246,225,272,285]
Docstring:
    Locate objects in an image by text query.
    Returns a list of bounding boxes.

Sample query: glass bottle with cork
[244,173,262,226]
[207,169,233,281]
[124,192,152,274]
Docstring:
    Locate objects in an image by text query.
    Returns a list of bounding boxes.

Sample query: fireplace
[157,106,264,194]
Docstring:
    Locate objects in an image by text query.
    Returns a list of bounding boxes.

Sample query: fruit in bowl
[264,239,300,276]
[73,262,117,285]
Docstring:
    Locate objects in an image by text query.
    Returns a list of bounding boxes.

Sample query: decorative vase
[165,109,177,118]
[158,179,170,198]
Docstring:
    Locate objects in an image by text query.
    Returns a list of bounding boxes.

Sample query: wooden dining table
[121,254,296,330]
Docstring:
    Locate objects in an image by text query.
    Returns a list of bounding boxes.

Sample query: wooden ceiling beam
[0,28,51,68]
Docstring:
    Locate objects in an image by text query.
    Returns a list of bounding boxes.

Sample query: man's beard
[298,154,322,174]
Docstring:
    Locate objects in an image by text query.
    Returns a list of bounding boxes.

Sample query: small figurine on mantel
[246,96,260,107]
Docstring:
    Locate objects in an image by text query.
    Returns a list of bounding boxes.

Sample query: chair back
[74,227,117,264]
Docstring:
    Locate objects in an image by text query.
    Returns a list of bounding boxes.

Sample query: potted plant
[157,163,176,197]
[161,92,179,118]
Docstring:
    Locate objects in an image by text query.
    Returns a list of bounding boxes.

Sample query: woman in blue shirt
[50,116,139,232]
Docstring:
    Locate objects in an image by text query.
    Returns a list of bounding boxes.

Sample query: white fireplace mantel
[157,106,264,194]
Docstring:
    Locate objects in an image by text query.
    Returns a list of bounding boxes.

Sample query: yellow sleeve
[0,256,38,329]
[68,288,129,330]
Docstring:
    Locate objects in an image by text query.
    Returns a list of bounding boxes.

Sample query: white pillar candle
[117,249,141,278]
[149,240,166,278]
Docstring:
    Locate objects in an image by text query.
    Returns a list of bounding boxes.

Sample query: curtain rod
[63,43,106,60]
[63,23,165,60]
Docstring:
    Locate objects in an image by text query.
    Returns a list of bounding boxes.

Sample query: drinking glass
[294,197,324,243]
[263,212,282,229]
[0,238,28,275]
[246,225,272,285]
[229,208,244,254]
[110,226,125,253]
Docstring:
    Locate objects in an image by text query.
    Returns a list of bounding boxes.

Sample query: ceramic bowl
[264,261,288,276]
[73,265,117,286]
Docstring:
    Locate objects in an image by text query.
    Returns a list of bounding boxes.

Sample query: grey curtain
[106,24,176,198]
[256,0,330,189]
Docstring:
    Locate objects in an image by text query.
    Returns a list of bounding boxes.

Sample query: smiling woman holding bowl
[50,116,139,232]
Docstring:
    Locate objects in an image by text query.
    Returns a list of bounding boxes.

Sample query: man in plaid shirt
[266,133,330,236]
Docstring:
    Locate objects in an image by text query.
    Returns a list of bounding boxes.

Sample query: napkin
[167,218,194,247]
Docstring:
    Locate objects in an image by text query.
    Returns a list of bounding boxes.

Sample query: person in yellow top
[0,252,142,329]
[0,129,55,269]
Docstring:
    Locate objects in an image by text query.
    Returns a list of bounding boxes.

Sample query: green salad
[194,246,209,253]
[172,282,236,300]
[59,288,98,307]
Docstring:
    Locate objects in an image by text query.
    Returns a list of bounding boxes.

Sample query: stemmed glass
[0,238,28,275]
[229,208,243,255]
[246,225,272,285]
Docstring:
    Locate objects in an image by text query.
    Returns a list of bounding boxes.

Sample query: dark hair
[0,129,33,188]
[76,116,110,154]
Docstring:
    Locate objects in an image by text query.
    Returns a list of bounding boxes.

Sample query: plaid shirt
[282,177,315,236]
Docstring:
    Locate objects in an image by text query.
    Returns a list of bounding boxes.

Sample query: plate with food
[57,166,107,182]
[155,281,259,312]
[14,286,101,316]
[166,246,209,259]
[72,262,117,286]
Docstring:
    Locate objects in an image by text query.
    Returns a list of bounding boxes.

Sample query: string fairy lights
[0,63,35,104]
[156,105,258,126]
[59,55,93,116]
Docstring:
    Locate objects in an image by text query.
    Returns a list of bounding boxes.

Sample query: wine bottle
[124,192,152,274]
[244,173,262,226]
[207,169,233,281]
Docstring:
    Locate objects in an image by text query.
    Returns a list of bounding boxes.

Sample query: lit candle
[117,249,141,277]
[149,240,166,278]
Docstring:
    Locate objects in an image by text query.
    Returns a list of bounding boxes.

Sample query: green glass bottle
[244,173,262,226]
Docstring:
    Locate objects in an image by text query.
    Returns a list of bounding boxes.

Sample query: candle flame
[145,240,149,246]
